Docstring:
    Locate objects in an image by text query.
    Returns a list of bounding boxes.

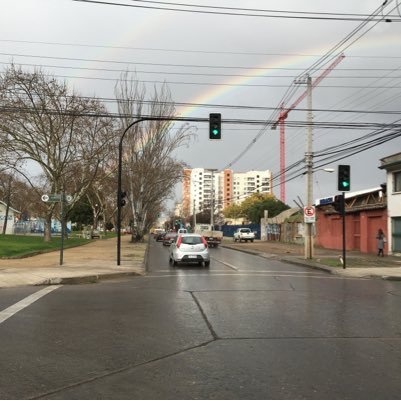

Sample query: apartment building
[182,168,272,217]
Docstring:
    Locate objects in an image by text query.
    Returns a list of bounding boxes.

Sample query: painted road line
[0,285,62,325]
[211,257,239,271]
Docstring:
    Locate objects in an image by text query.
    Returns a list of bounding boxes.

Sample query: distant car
[155,231,166,241]
[163,232,177,246]
[169,233,210,267]
[177,228,187,234]
[91,229,101,239]
[233,227,255,243]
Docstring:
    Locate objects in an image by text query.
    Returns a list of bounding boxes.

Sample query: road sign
[303,206,316,223]
[65,195,73,203]
[41,194,62,202]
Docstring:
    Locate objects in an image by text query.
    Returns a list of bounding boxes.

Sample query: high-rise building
[182,168,272,217]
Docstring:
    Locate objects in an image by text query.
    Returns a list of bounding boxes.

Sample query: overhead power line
[4,88,401,115]
[1,105,400,130]
[223,0,399,171]
[72,0,401,21]
[2,38,401,59]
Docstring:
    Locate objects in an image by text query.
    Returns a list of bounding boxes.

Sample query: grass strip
[0,235,91,258]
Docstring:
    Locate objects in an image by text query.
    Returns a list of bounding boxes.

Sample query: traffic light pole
[116,116,210,266]
[342,191,346,269]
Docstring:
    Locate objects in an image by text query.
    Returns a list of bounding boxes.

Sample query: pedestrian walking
[376,228,386,256]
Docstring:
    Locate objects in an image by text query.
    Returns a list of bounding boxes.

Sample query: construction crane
[272,53,345,203]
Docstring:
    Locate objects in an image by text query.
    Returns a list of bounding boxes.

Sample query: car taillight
[176,236,182,248]
[201,236,208,248]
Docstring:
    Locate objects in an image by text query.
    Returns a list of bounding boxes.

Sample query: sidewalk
[221,239,401,281]
[0,235,146,288]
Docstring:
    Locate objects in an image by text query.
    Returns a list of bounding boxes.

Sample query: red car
[163,232,177,246]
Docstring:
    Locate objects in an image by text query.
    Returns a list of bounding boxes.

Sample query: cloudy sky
[2,0,401,211]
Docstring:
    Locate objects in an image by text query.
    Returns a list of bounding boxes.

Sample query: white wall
[0,203,16,235]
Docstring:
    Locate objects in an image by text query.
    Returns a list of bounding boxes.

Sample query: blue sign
[318,197,334,206]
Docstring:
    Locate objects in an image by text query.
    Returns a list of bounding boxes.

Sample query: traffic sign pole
[41,192,72,265]
[60,190,64,266]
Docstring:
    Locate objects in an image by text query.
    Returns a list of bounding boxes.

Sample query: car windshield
[181,236,202,245]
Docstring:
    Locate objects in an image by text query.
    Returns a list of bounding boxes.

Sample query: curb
[221,244,334,274]
[36,271,143,286]
[221,244,401,281]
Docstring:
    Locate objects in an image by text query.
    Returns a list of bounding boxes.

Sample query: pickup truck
[194,224,223,248]
[233,227,255,243]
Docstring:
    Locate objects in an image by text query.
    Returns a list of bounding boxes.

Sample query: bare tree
[115,72,195,241]
[0,65,114,240]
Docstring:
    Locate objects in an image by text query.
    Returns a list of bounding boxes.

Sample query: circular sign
[41,194,49,202]
[65,195,73,203]
[304,206,315,217]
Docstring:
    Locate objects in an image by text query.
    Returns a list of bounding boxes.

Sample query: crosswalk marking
[0,285,62,325]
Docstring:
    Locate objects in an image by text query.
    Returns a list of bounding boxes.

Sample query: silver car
[169,233,210,267]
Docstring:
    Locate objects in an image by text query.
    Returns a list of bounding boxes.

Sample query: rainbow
[176,32,401,117]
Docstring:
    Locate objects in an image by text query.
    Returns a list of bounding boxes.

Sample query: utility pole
[305,75,314,259]
[210,169,215,228]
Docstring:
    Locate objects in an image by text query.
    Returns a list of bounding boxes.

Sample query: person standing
[376,228,385,256]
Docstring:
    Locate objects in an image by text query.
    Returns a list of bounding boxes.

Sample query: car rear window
[181,236,202,245]
[241,229,251,233]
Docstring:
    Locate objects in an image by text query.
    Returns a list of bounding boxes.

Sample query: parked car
[233,227,255,242]
[163,232,177,246]
[91,229,101,239]
[169,233,210,267]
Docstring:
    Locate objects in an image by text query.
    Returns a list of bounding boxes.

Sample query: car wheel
[204,261,210,267]
[173,259,177,266]
[251,239,254,242]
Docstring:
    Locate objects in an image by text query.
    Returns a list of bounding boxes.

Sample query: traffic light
[332,194,344,213]
[338,165,351,191]
[209,113,221,139]
[120,191,127,207]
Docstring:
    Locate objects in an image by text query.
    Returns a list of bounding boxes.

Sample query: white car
[233,227,256,242]
[169,233,210,267]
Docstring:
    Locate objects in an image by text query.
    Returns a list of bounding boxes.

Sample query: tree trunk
[2,175,13,235]
[44,215,52,242]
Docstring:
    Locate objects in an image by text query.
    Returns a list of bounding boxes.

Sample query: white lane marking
[0,285,62,325]
[210,257,239,270]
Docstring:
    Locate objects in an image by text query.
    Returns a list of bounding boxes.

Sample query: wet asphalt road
[0,239,401,399]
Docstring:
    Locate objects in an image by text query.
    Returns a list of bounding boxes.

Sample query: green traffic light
[212,129,219,135]
[342,181,349,187]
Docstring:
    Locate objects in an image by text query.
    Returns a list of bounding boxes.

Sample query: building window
[394,171,401,192]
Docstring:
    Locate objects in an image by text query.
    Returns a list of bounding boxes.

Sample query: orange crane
[273,53,345,203]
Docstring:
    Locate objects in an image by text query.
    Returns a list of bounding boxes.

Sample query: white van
[177,228,187,234]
